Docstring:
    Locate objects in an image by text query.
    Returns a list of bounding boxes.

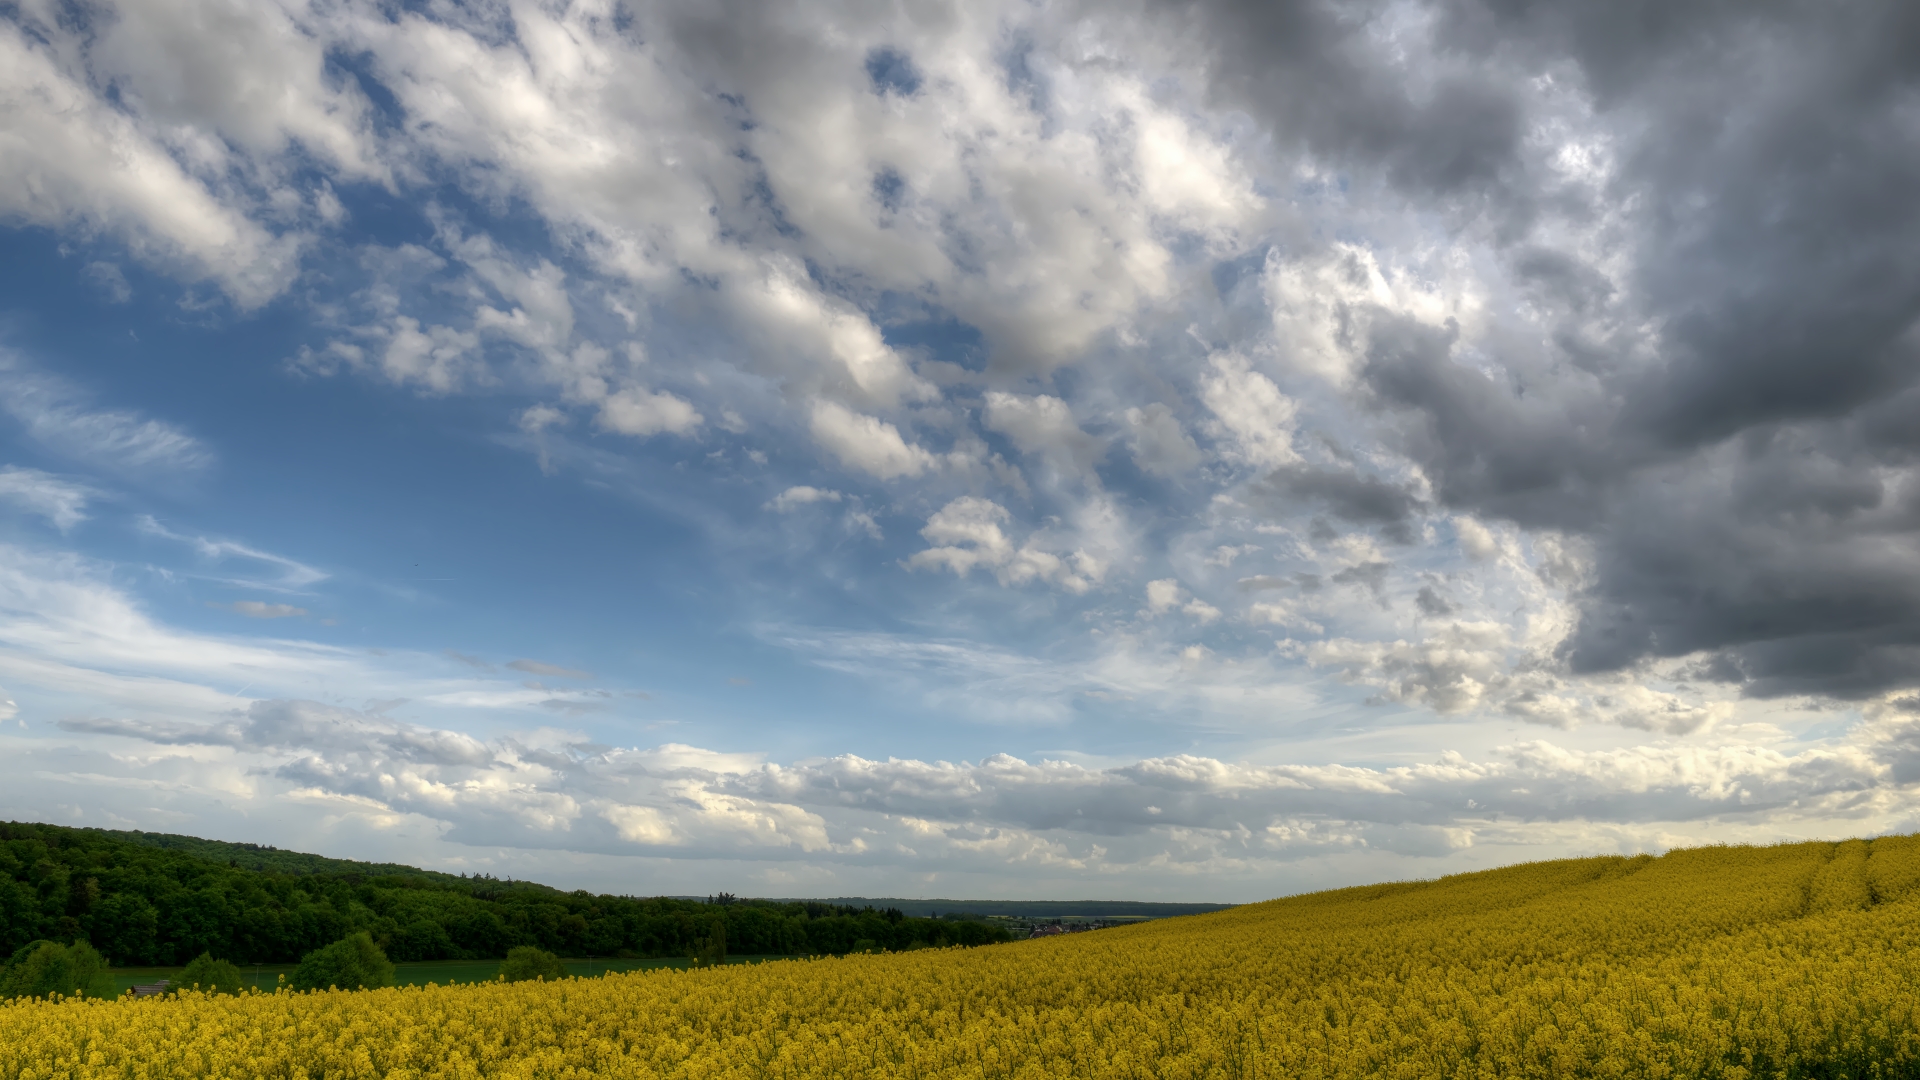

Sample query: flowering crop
[8,835,1920,1079]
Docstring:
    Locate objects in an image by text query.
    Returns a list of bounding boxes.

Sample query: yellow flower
[6,835,1920,1079]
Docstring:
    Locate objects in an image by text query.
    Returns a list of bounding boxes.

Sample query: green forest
[0,822,1011,965]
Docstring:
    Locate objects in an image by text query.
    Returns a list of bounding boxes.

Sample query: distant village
[984,915,1155,939]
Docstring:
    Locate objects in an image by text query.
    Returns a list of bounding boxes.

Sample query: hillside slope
[8,834,1920,1078]
[0,821,1008,965]
[101,828,469,883]
[773,897,1232,918]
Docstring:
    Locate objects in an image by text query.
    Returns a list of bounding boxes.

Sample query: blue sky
[3,0,1919,901]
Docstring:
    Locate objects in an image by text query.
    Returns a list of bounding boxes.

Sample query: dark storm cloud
[1356,314,1624,529]
[1161,0,1529,210]
[1172,0,1920,698]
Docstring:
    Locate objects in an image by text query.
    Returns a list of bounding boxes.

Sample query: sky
[1,0,1918,902]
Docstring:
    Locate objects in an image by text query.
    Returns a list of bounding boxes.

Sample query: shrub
[290,932,394,992]
[497,946,568,982]
[179,952,247,995]
[0,940,117,1000]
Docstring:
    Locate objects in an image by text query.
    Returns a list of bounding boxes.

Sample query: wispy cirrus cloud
[0,354,212,474]
[137,516,326,590]
[0,466,94,530]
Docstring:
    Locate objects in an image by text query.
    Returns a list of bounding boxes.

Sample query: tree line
[0,822,1010,966]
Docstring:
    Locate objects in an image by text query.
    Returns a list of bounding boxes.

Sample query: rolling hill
[0,820,1009,965]
[9,832,1920,1078]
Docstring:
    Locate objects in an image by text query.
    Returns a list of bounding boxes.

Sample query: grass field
[110,954,796,994]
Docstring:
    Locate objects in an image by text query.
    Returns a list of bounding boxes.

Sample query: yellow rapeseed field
[9,835,1920,1079]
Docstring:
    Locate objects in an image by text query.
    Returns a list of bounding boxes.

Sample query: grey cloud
[1331,561,1389,601]
[1123,404,1204,477]
[241,699,492,765]
[539,698,604,715]
[1169,0,1530,210]
[1509,247,1613,317]
[982,392,1106,483]
[1356,315,1623,529]
[1252,464,1426,543]
[1177,0,1920,698]
[63,699,493,767]
[1240,572,1323,593]
[1559,432,1920,697]
[740,735,1896,842]
[508,659,592,679]
[59,715,243,746]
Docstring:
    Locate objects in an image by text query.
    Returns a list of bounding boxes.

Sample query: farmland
[105,955,794,996]
[10,834,1920,1078]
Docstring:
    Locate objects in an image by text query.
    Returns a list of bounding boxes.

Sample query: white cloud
[519,405,567,435]
[1122,404,1203,477]
[218,600,308,619]
[0,544,362,723]
[85,0,381,180]
[376,317,483,394]
[0,467,92,530]
[1247,598,1324,635]
[2,530,1914,890]
[1200,351,1298,470]
[1455,517,1503,561]
[1144,578,1221,623]
[1206,545,1259,567]
[1146,578,1183,614]
[596,386,702,438]
[907,497,1102,594]
[137,517,326,590]
[808,401,937,480]
[0,16,303,306]
[1264,243,1480,387]
[737,259,934,410]
[767,485,882,538]
[982,392,1104,483]
[32,697,1919,881]
[1310,623,1514,714]
[768,486,843,511]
